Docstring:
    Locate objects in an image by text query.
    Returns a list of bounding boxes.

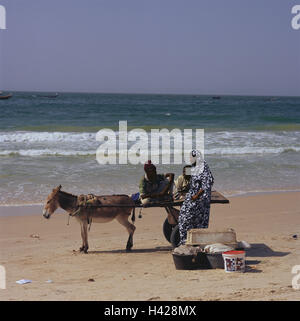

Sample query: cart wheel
[170,225,181,248]
[163,218,175,243]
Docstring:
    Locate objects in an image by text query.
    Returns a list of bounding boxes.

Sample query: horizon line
[1,89,300,98]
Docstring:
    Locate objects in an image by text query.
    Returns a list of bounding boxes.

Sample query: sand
[0,192,299,301]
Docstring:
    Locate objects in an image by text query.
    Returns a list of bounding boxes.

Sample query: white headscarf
[190,150,205,176]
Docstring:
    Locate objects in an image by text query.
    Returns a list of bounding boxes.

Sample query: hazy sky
[0,0,299,95]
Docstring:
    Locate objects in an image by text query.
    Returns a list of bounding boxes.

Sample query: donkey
[43,185,136,253]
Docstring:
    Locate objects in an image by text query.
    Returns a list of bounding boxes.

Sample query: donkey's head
[43,185,62,219]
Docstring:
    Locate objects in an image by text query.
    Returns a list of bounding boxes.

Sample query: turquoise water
[1,92,300,131]
[0,92,300,205]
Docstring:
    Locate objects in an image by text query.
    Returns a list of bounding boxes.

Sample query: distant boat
[0,93,13,100]
[263,97,277,102]
[37,93,59,98]
[212,96,221,100]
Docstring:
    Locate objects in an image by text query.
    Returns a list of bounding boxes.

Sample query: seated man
[173,165,192,200]
[139,160,174,205]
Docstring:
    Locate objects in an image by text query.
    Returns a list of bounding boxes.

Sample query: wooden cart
[135,190,229,248]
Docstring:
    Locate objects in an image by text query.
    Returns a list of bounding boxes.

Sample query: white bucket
[222,250,246,273]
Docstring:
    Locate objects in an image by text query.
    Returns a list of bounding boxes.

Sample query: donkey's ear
[53,185,62,192]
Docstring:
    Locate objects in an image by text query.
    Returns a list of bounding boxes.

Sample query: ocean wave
[0,130,199,143]
[0,131,97,143]
[1,146,300,157]
[221,188,300,198]
[0,149,97,156]
[1,129,300,143]
[1,130,300,158]
[207,146,300,155]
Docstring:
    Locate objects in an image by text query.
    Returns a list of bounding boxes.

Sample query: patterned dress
[178,161,214,245]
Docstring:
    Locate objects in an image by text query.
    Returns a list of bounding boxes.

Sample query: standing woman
[178,150,214,245]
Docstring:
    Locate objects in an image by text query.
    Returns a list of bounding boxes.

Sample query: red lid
[223,250,245,255]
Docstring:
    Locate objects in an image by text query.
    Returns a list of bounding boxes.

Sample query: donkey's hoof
[79,246,88,253]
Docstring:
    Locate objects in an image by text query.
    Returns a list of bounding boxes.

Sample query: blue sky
[0,0,299,95]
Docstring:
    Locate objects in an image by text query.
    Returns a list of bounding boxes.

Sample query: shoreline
[1,188,300,217]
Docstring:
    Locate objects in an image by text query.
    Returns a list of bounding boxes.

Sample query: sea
[1,92,300,205]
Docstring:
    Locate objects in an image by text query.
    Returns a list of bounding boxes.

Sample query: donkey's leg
[79,221,85,252]
[82,220,89,253]
[79,220,89,253]
[116,213,136,251]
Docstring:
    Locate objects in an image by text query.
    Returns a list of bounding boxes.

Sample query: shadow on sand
[88,243,290,257]
[246,243,290,258]
[77,243,290,274]
[242,243,291,273]
[87,245,173,254]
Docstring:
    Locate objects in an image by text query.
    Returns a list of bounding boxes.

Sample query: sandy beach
[0,191,299,301]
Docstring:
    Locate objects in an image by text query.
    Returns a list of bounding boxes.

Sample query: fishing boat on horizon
[0,93,13,100]
[37,93,59,98]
